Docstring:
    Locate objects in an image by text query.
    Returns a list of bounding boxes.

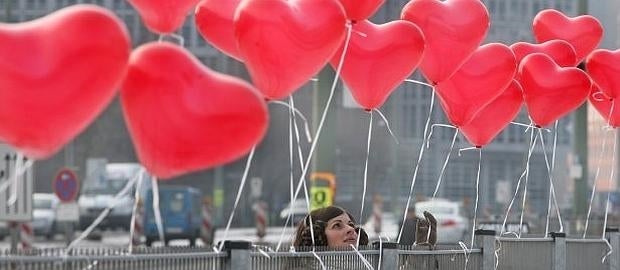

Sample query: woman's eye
[333,223,341,229]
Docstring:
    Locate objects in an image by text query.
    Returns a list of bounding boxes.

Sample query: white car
[33,193,59,239]
[415,199,468,244]
[363,212,399,242]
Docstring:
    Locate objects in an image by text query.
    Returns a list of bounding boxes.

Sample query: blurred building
[2,0,585,229]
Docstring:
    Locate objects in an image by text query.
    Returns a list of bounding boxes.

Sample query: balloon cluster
[0,0,616,178]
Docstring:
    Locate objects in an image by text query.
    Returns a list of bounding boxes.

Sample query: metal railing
[2,230,620,270]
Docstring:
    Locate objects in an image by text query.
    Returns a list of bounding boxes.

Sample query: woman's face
[325,213,358,247]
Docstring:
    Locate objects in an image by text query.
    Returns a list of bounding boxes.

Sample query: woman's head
[293,206,368,247]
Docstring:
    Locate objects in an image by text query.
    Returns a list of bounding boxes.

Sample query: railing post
[223,241,251,270]
[550,232,566,270]
[373,241,398,270]
[475,229,496,270]
[606,227,619,270]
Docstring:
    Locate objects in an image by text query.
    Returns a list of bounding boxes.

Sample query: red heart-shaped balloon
[195,0,243,61]
[460,80,523,148]
[401,0,489,85]
[235,0,346,100]
[533,9,603,63]
[127,0,200,34]
[121,42,269,179]
[0,5,130,159]
[519,53,591,127]
[435,43,517,127]
[586,49,620,99]
[329,20,425,110]
[510,40,577,68]
[338,0,385,21]
[589,86,620,128]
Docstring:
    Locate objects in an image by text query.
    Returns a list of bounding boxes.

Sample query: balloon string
[458,147,478,156]
[158,33,185,47]
[0,156,33,199]
[7,153,22,206]
[269,100,313,143]
[65,169,144,252]
[433,129,459,198]
[427,124,457,148]
[288,21,353,231]
[151,175,165,245]
[501,129,537,236]
[279,96,309,251]
[276,96,297,252]
[602,128,617,263]
[583,125,611,238]
[350,244,374,269]
[357,111,373,248]
[538,128,564,234]
[470,149,482,248]
[129,172,145,253]
[374,109,399,145]
[404,79,435,89]
[218,147,256,252]
[397,90,436,243]
[591,91,612,102]
[312,251,327,270]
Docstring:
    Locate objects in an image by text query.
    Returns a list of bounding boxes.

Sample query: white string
[544,121,560,236]
[65,169,144,252]
[427,124,457,148]
[151,175,165,245]
[591,91,611,102]
[269,100,313,143]
[404,79,435,89]
[357,111,373,248]
[158,33,185,47]
[601,127,617,263]
[374,109,399,144]
[129,170,145,253]
[501,130,537,236]
[584,124,611,238]
[471,149,482,248]
[0,157,33,197]
[538,128,564,233]
[218,147,256,252]
[519,127,538,238]
[457,241,470,270]
[350,244,374,270]
[510,122,551,133]
[312,251,327,270]
[397,90,436,243]
[433,129,459,198]
[458,147,478,156]
[7,153,23,206]
[287,21,353,231]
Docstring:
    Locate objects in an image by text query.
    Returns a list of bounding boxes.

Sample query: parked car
[363,212,400,242]
[144,185,203,247]
[33,193,59,239]
[78,163,150,231]
[415,199,468,244]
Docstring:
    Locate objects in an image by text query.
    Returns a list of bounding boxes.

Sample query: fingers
[423,211,437,226]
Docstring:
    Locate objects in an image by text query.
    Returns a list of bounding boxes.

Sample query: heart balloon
[586,49,620,99]
[519,53,591,127]
[510,40,577,68]
[589,86,620,128]
[401,0,489,85]
[127,0,200,34]
[195,0,243,61]
[235,0,346,100]
[329,20,425,110]
[121,42,269,179]
[435,43,517,127]
[338,0,385,22]
[460,80,523,148]
[533,9,603,63]
[0,5,130,159]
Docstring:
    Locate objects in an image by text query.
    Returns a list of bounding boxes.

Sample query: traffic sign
[53,168,79,202]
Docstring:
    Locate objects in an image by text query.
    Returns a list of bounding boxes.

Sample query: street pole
[574,0,589,232]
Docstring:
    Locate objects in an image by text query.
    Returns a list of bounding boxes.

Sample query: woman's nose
[346,225,356,235]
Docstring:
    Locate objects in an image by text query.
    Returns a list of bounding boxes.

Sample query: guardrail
[1,229,619,270]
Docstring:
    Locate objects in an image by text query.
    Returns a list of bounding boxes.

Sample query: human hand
[415,211,437,246]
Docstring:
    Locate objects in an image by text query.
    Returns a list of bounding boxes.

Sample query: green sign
[310,187,333,210]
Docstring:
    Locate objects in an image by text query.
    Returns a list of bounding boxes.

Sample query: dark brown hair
[293,206,368,247]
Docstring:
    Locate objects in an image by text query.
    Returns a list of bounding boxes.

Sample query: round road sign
[53,168,79,202]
